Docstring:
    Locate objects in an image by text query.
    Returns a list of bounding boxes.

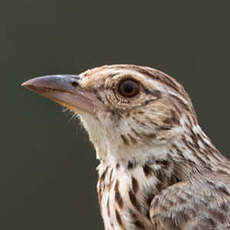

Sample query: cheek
[134,101,175,130]
[152,108,180,131]
[96,111,120,129]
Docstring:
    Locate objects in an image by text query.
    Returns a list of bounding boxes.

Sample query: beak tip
[21,78,43,93]
[21,79,34,87]
[21,82,27,87]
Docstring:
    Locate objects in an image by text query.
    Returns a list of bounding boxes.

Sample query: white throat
[79,113,172,167]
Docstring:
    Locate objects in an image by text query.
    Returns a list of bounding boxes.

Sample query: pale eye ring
[118,79,140,98]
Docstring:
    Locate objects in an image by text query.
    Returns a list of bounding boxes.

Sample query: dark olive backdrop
[1,1,230,229]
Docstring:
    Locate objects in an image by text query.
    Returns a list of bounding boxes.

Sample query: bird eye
[118,79,140,98]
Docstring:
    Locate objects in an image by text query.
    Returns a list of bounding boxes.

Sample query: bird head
[22,65,197,165]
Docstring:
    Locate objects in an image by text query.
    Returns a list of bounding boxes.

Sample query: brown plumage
[22,65,230,229]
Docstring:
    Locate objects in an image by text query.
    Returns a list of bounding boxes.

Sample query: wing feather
[150,180,230,230]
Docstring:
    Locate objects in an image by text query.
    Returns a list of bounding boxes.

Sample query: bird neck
[167,123,227,181]
[98,123,226,183]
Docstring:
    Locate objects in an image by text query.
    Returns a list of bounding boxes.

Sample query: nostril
[71,81,79,87]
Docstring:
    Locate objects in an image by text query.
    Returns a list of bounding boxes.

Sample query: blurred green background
[1,1,230,229]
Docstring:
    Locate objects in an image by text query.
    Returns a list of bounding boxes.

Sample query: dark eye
[118,79,140,98]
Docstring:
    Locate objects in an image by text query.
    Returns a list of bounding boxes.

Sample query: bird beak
[22,75,103,115]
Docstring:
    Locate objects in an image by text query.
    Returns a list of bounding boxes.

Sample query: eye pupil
[118,79,139,97]
[123,83,133,93]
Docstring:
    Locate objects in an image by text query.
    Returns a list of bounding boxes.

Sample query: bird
[22,64,230,230]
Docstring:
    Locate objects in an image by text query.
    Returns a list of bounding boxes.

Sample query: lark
[23,65,230,230]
